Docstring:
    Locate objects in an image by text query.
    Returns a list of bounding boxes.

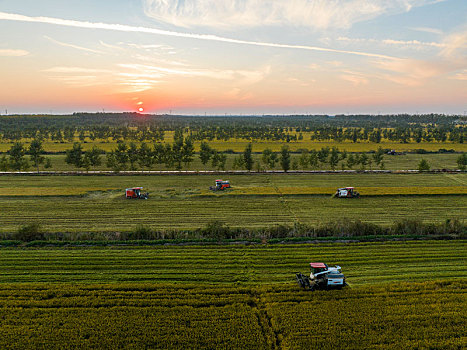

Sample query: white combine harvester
[334,187,359,198]
[296,263,347,290]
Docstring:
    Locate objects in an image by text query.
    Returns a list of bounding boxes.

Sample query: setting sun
[138,107,144,112]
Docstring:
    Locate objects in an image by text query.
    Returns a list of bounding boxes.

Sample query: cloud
[41,62,270,93]
[43,67,112,73]
[117,63,270,85]
[450,70,467,81]
[0,11,397,60]
[340,74,369,86]
[44,36,103,54]
[0,49,29,56]
[143,0,438,30]
[408,27,443,35]
[374,58,446,86]
[337,36,445,49]
[439,28,467,60]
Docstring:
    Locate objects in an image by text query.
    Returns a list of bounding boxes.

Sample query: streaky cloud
[0,11,397,60]
[0,48,29,56]
[44,36,104,54]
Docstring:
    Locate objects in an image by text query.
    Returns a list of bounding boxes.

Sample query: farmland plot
[0,174,465,233]
[0,242,465,350]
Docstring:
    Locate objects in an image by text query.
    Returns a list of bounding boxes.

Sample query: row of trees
[3,140,466,172]
[0,140,52,172]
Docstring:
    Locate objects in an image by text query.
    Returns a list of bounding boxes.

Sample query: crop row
[0,281,464,349]
[0,241,465,285]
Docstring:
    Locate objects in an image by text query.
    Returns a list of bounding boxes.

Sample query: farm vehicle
[210,179,231,191]
[334,187,360,198]
[125,187,149,199]
[296,263,347,291]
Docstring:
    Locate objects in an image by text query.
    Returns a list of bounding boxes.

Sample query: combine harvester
[125,187,149,199]
[209,179,231,191]
[296,263,347,291]
[334,187,360,198]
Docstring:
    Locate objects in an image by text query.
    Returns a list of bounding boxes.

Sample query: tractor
[296,263,347,291]
[125,187,149,199]
[334,187,359,198]
[209,179,231,191]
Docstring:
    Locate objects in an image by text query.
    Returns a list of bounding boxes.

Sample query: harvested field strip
[0,187,119,196]
[0,241,465,285]
[2,195,464,233]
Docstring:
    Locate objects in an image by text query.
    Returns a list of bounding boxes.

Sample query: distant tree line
[1,114,466,144]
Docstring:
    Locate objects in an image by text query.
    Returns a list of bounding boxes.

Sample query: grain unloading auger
[296,263,348,291]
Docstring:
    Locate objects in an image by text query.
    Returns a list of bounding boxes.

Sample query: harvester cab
[210,179,231,191]
[125,187,149,199]
[335,187,359,198]
[296,263,347,291]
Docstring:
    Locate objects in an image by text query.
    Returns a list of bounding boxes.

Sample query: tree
[373,147,385,169]
[152,143,165,166]
[299,150,309,169]
[171,132,184,170]
[418,159,430,172]
[127,142,139,170]
[44,157,52,169]
[106,151,119,172]
[83,146,102,170]
[359,153,368,170]
[114,142,129,170]
[163,144,175,168]
[78,130,86,142]
[0,155,8,171]
[211,151,227,170]
[340,150,348,161]
[182,136,195,167]
[199,142,213,165]
[329,147,340,170]
[65,142,84,169]
[232,155,244,170]
[317,147,330,166]
[280,145,291,172]
[138,143,153,171]
[243,143,254,171]
[28,139,45,172]
[309,150,318,168]
[262,148,278,169]
[8,142,28,171]
[456,153,467,171]
[346,154,356,169]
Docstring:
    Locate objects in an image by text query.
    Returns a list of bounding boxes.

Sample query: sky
[0,0,466,115]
